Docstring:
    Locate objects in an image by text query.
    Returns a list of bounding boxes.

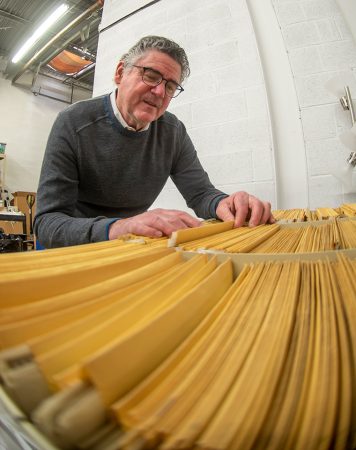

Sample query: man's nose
[150,82,166,98]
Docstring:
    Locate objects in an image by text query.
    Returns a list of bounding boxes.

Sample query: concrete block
[185,28,215,54]
[214,57,262,96]
[273,2,305,26]
[186,17,246,53]
[283,22,320,48]
[252,146,275,181]
[213,183,248,196]
[251,182,277,208]
[213,181,277,209]
[166,0,219,22]
[186,2,231,33]
[229,0,253,25]
[190,119,250,157]
[189,41,240,75]
[229,13,254,36]
[316,18,341,41]
[308,175,345,208]
[151,185,197,216]
[215,63,246,94]
[319,41,356,71]
[164,177,176,190]
[302,0,341,20]
[131,9,168,36]
[294,72,340,107]
[247,116,272,149]
[155,17,187,41]
[306,137,348,175]
[168,103,193,129]
[289,47,323,76]
[334,14,354,40]
[200,151,253,185]
[209,19,241,42]
[101,0,156,28]
[301,104,336,140]
[191,91,247,127]
[178,72,217,104]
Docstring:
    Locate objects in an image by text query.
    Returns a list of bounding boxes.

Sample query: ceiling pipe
[39,16,101,68]
[72,62,95,80]
[0,8,30,24]
[12,0,104,84]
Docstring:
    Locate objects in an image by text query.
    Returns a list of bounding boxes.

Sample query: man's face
[114,50,182,130]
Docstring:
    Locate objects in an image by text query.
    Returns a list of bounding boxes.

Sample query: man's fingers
[129,222,164,237]
[216,203,235,222]
[261,202,274,224]
[216,192,274,227]
[246,196,263,227]
[109,209,201,240]
[232,193,250,227]
[151,208,202,228]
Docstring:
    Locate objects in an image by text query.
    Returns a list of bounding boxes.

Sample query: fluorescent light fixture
[12,3,69,64]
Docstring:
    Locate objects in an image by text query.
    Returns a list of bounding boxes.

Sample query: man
[34,35,274,248]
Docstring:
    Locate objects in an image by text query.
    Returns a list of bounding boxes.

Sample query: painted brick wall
[94,0,356,213]
[94,0,276,216]
[272,0,356,207]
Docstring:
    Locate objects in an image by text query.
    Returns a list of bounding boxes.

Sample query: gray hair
[120,35,190,83]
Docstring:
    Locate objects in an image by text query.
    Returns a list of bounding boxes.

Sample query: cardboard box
[0,219,24,234]
[12,191,36,237]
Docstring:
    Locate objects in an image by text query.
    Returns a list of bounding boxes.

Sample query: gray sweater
[34,93,227,248]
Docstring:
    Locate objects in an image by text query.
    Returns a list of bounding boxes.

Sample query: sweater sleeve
[170,122,228,219]
[34,110,115,248]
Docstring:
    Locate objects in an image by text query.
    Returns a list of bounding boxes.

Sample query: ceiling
[0,0,103,91]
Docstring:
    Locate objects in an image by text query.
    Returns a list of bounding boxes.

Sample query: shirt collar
[110,89,150,132]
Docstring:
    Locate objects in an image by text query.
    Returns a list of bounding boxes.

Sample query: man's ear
[114,61,125,86]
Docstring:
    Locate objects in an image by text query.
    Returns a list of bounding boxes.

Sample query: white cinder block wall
[94,0,276,216]
[271,0,356,207]
[94,0,356,214]
[2,0,356,212]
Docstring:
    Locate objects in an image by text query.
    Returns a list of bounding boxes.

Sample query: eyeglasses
[132,65,184,98]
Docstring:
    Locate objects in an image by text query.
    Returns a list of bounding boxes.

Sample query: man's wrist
[107,218,121,240]
[210,194,229,218]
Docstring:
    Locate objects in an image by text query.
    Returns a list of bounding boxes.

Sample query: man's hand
[216,192,275,227]
[109,208,202,240]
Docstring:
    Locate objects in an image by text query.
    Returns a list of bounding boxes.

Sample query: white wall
[0,77,91,197]
[94,0,356,212]
[271,0,356,207]
[94,0,276,215]
[3,0,355,211]
[335,0,356,45]
[0,78,66,194]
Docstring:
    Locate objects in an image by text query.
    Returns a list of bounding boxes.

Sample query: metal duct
[12,0,103,84]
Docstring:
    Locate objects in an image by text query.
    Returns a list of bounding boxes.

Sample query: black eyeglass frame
[131,65,184,98]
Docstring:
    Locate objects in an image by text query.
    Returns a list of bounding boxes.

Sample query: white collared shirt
[110,89,150,132]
